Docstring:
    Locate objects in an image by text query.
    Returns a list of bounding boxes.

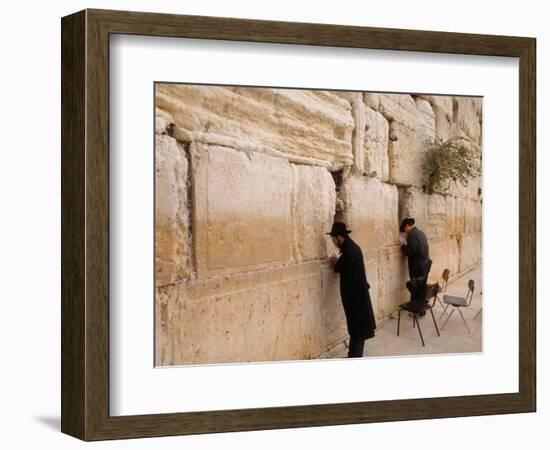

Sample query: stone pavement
[323,264,482,358]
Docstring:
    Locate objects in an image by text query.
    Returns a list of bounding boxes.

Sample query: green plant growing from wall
[422,137,481,194]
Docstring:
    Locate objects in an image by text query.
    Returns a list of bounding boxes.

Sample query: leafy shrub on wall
[422,137,481,194]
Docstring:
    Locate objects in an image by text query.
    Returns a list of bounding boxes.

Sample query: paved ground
[323,264,482,358]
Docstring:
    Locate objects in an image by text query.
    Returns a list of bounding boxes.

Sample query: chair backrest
[466,279,475,305]
[441,269,450,293]
[425,283,440,307]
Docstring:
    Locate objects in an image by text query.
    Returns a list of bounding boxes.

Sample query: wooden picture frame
[61,8,536,441]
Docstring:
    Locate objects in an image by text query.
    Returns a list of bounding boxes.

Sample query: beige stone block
[156,261,332,365]
[377,246,409,315]
[351,97,366,174]
[191,143,293,277]
[387,121,421,187]
[428,237,461,283]
[459,232,482,273]
[362,248,382,319]
[155,134,190,287]
[364,93,417,130]
[155,107,175,134]
[320,261,349,350]
[464,199,483,233]
[400,187,460,240]
[291,165,336,261]
[415,97,437,141]
[452,97,482,144]
[417,95,453,119]
[156,84,354,169]
[340,176,400,250]
[364,106,389,180]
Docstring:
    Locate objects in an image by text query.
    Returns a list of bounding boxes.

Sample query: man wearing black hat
[328,222,376,357]
[400,218,432,304]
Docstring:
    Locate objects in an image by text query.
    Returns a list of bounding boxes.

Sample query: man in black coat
[400,218,432,304]
[328,222,376,357]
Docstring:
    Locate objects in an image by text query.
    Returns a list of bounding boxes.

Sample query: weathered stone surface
[351,97,366,174]
[464,199,483,233]
[417,95,453,119]
[339,176,399,250]
[155,261,336,366]
[156,84,355,169]
[452,97,482,144]
[415,97,436,142]
[155,85,483,365]
[428,237,461,284]
[364,106,389,180]
[291,164,336,261]
[388,121,419,186]
[377,246,409,316]
[155,107,174,134]
[459,233,482,273]
[155,134,190,286]
[399,186,483,241]
[364,93,417,130]
[386,97,436,187]
[320,261,350,351]
[191,143,294,278]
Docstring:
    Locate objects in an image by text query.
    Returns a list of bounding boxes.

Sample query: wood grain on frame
[61,8,536,441]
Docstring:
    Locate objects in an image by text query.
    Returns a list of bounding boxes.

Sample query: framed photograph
[61,9,536,441]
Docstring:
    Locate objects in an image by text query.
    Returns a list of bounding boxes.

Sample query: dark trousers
[348,335,365,358]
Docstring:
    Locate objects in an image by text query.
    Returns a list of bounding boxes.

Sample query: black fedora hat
[399,217,415,232]
[326,221,351,236]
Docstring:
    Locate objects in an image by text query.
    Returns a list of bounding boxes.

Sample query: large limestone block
[452,97,482,144]
[155,134,190,286]
[155,107,174,134]
[364,106,389,180]
[155,284,183,366]
[417,95,453,119]
[364,93,417,130]
[387,121,420,187]
[464,199,483,233]
[459,232,482,273]
[191,143,293,277]
[428,237,461,283]
[377,246,409,315]
[320,261,349,350]
[433,104,452,142]
[415,97,437,142]
[156,84,354,169]
[156,261,328,366]
[399,187,460,240]
[291,165,336,261]
[386,97,436,187]
[339,176,399,250]
[362,248,382,319]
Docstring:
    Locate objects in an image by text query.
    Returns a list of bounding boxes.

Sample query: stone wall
[154,85,483,366]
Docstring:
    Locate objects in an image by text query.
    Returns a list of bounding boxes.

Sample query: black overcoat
[401,226,431,279]
[333,237,376,339]
[401,226,432,302]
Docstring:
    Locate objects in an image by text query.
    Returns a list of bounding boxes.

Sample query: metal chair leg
[441,307,455,330]
[439,303,450,320]
[429,307,440,336]
[473,307,482,320]
[397,308,401,336]
[414,316,425,346]
[457,308,471,334]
